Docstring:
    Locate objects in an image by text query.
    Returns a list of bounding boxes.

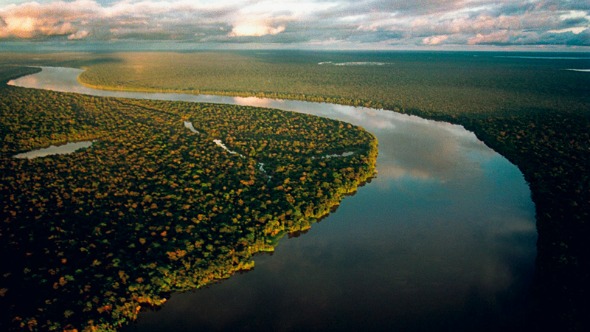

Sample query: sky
[0,0,589,51]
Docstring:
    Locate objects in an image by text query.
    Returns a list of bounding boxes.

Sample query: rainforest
[1,50,589,332]
[0,62,378,331]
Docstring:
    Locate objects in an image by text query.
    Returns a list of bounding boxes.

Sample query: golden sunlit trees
[0,66,377,331]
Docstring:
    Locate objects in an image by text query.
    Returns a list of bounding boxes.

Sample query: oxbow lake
[9,67,537,331]
[13,140,94,159]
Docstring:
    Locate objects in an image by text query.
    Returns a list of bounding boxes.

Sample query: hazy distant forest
[1,50,589,331]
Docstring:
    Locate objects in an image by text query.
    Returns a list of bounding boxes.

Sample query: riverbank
[4,63,540,332]
[2,50,588,330]
[76,51,589,331]
[0,68,378,331]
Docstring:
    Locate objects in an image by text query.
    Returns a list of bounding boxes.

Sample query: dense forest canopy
[77,51,589,116]
[1,49,589,331]
[0,64,377,331]
[66,50,590,331]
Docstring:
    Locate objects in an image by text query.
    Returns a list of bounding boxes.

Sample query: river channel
[9,67,536,331]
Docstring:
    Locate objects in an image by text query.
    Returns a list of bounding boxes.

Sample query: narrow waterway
[9,67,537,331]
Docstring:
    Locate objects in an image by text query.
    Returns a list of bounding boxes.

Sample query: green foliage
[0,66,41,84]
[78,51,589,116]
[76,51,590,331]
[0,67,376,331]
[2,49,590,330]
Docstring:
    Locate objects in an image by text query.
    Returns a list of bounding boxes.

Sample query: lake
[9,67,536,331]
[13,140,94,159]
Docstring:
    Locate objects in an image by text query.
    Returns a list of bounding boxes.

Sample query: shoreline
[76,61,590,331]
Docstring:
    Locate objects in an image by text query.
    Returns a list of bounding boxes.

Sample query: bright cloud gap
[0,0,589,50]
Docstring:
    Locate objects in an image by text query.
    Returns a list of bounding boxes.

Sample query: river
[9,67,536,331]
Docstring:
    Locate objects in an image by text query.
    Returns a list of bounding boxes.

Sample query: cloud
[0,0,588,49]
[549,27,587,34]
[422,35,448,45]
[229,22,286,37]
[468,31,513,45]
[68,29,90,40]
[0,0,99,38]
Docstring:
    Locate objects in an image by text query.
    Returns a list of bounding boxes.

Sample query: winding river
[9,67,536,331]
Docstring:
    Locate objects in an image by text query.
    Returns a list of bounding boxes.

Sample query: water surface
[9,67,536,331]
[13,140,94,159]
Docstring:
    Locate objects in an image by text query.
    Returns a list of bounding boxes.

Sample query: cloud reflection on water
[9,66,536,332]
[10,67,494,185]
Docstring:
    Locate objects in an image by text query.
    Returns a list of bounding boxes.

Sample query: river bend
[9,67,537,332]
